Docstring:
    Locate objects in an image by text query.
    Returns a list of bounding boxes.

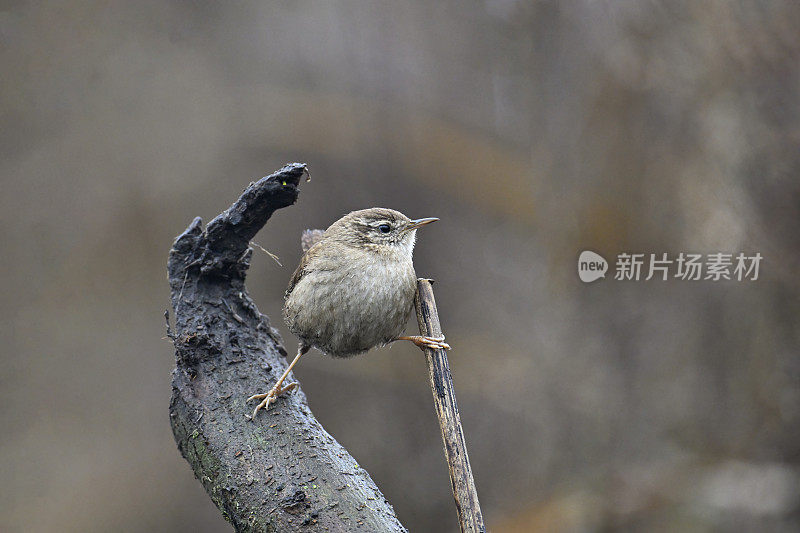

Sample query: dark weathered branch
[414,279,485,533]
[167,163,407,532]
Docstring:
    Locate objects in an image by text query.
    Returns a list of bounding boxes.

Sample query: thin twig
[250,240,282,266]
[414,278,485,533]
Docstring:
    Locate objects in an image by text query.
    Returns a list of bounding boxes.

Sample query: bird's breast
[284,255,417,357]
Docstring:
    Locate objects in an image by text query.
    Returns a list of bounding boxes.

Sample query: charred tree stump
[166,163,407,532]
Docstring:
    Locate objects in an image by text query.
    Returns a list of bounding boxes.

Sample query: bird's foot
[246,381,299,419]
[396,335,451,351]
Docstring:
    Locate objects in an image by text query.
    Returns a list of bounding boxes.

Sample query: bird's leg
[394,335,451,351]
[247,344,309,419]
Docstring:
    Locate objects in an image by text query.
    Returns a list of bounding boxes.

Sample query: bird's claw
[420,336,451,351]
[398,335,451,351]
[247,381,299,419]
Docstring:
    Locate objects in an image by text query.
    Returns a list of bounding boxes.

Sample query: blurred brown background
[3,1,800,531]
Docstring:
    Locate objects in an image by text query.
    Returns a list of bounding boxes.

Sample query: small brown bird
[248,207,449,417]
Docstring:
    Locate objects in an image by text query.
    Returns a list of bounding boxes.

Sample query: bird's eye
[378,224,391,234]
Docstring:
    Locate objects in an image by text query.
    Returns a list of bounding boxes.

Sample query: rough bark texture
[415,280,485,533]
[166,163,407,532]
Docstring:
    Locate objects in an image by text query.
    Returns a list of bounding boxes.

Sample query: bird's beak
[404,217,439,232]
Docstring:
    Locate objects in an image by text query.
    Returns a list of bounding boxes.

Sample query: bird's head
[327,207,438,258]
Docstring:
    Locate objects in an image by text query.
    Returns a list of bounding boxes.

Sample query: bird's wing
[284,252,309,300]
[285,229,325,300]
[301,229,325,252]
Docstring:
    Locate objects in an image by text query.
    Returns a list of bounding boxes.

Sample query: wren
[248,207,449,418]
